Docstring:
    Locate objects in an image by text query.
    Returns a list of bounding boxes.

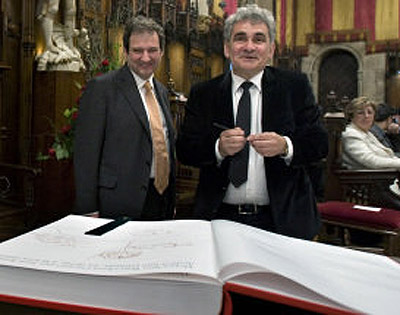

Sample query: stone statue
[36,0,86,71]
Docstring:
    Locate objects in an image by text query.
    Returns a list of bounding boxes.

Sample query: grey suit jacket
[74,64,176,219]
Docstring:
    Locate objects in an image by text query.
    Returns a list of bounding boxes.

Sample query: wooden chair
[319,112,400,256]
[175,164,198,219]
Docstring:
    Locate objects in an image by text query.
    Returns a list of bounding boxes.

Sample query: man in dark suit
[370,103,400,157]
[176,5,328,240]
[74,16,175,220]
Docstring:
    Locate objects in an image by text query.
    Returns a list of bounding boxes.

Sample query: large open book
[0,215,399,314]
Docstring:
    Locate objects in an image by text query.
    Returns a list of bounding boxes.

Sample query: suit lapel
[116,65,151,139]
[261,67,277,131]
[218,73,235,128]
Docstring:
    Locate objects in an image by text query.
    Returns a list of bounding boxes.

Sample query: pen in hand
[213,122,230,130]
[213,122,251,144]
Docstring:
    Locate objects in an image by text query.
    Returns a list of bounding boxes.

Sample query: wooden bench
[318,201,400,256]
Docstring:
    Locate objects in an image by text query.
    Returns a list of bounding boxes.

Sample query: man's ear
[224,43,230,59]
[268,42,276,60]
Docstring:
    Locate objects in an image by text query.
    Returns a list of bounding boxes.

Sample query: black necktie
[229,81,253,187]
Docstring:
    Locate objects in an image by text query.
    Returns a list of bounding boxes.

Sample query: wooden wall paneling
[0,0,22,164]
[0,1,3,61]
[167,42,185,92]
[0,65,12,162]
[20,0,35,164]
[386,75,400,110]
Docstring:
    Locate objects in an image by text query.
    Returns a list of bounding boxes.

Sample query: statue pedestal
[33,71,84,156]
[46,60,82,72]
[32,159,75,227]
[31,71,83,226]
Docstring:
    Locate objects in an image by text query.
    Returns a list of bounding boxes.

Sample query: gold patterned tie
[144,81,169,194]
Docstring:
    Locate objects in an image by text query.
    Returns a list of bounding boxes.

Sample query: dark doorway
[318,50,358,112]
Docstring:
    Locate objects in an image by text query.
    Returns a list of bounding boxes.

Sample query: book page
[0,215,219,282]
[212,219,400,315]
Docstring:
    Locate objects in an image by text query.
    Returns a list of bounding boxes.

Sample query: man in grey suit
[74,16,175,220]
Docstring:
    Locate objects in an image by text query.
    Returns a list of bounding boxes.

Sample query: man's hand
[388,122,400,134]
[248,132,287,157]
[218,127,247,157]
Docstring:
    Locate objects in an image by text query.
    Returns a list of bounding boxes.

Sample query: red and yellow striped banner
[315,0,332,31]
[354,0,376,41]
[277,0,400,49]
[375,0,399,40]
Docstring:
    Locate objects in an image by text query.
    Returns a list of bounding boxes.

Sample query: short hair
[345,96,377,122]
[223,4,276,44]
[375,103,396,122]
[123,15,165,52]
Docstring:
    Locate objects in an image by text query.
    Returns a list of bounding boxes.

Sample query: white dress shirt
[216,70,293,205]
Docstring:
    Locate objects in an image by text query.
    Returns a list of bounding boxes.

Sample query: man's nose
[243,39,256,50]
[141,51,152,61]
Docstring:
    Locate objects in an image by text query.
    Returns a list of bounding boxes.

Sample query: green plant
[37,87,81,161]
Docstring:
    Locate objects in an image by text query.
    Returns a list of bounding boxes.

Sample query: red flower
[61,124,72,134]
[48,148,56,156]
[71,111,78,120]
[101,59,109,66]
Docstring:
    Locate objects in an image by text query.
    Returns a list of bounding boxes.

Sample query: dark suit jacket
[74,64,175,219]
[370,124,394,150]
[176,67,328,239]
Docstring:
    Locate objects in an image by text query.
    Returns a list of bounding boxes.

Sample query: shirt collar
[129,69,154,90]
[231,70,263,93]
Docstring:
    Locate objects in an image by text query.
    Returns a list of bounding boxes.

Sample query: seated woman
[342,96,400,170]
[342,96,400,245]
